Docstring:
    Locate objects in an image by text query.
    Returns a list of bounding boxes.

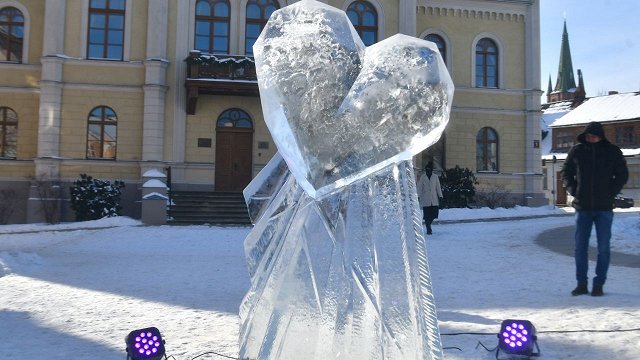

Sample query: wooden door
[215,128,253,192]
[556,172,567,205]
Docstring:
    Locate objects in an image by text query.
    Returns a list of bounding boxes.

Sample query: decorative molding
[452,106,527,116]
[61,58,144,68]
[455,86,535,96]
[0,62,40,71]
[62,83,143,93]
[0,85,40,94]
[416,0,528,21]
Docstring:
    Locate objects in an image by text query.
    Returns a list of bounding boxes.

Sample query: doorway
[215,109,254,192]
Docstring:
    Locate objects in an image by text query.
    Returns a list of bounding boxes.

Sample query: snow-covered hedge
[69,174,125,221]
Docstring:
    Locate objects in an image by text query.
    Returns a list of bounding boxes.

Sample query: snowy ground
[0,206,638,360]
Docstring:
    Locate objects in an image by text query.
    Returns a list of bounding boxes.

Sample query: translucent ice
[241,0,452,359]
[240,160,442,360]
[254,1,453,199]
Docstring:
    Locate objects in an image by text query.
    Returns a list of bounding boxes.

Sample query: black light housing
[125,327,166,360]
[496,319,540,359]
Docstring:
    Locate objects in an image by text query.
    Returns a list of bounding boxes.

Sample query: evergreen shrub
[440,166,477,208]
[70,174,125,221]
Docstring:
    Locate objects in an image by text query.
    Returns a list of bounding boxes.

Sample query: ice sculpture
[240,1,453,359]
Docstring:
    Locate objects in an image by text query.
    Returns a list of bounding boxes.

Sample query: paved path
[535,224,640,268]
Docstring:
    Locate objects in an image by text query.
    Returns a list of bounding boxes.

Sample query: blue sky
[540,0,640,102]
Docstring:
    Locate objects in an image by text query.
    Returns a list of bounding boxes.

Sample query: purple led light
[127,327,165,360]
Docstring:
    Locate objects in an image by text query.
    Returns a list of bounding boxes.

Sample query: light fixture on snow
[496,319,540,359]
[125,327,166,360]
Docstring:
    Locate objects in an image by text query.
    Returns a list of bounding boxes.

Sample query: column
[142,0,169,163]
[524,0,545,205]
[29,0,67,222]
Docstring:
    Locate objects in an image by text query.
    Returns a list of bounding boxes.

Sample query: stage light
[126,327,166,360]
[496,319,540,359]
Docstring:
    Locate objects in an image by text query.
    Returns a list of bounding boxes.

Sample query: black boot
[571,282,589,296]
[426,224,432,235]
[591,284,604,296]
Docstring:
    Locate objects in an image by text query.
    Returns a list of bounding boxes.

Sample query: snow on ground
[0,206,638,359]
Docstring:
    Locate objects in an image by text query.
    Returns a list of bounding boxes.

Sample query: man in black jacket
[562,121,629,296]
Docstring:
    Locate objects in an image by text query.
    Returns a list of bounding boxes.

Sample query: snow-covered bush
[69,174,125,221]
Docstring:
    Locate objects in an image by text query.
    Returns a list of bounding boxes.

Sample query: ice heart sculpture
[239,1,453,359]
[253,0,453,199]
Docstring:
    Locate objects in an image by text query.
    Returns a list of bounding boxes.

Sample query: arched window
[87,106,117,159]
[347,1,377,46]
[0,107,18,158]
[217,108,253,128]
[0,7,24,62]
[245,0,279,55]
[476,127,499,172]
[87,0,126,60]
[195,0,230,54]
[475,38,498,88]
[425,33,446,64]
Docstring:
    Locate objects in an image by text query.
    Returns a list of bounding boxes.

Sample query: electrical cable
[475,341,498,352]
[191,351,238,359]
[159,327,640,360]
[443,346,463,351]
[441,327,640,336]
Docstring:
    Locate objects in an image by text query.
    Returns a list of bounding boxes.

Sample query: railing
[186,50,257,81]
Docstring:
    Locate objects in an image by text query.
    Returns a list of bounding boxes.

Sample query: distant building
[545,20,585,105]
[0,0,544,224]
[541,21,638,206]
[543,92,640,205]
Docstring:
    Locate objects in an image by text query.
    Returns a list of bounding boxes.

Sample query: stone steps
[167,191,251,225]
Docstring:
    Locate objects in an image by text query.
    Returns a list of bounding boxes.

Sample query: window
[245,0,279,55]
[0,6,24,62]
[0,107,18,158]
[554,130,575,150]
[628,164,640,188]
[217,108,253,128]
[615,125,635,146]
[425,33,446,64]
[475,38,498,88]
[347,1,377,46]
[87,0,126,60]
[87,106,117,159]
[476,127,498,172]
[195,0,230,54]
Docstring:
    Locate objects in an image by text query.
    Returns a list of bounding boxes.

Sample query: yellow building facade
[0,0,544,223]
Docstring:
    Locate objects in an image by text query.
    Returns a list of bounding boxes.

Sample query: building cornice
[417,0,530,19]
[452,106,527,116]
[0,86,40,94]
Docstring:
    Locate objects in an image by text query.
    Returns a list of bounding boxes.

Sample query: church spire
[553,20,577,93]
[547,75,553,96]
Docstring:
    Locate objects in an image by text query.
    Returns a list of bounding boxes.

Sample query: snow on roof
[142,169,166,178]
[142,179,167,188]
[551,91,640,127]
[542,148,640,160]
[540,101,574,155]
[142,192,168,200]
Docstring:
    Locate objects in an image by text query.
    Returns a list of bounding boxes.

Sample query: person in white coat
[417,162,443,235]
